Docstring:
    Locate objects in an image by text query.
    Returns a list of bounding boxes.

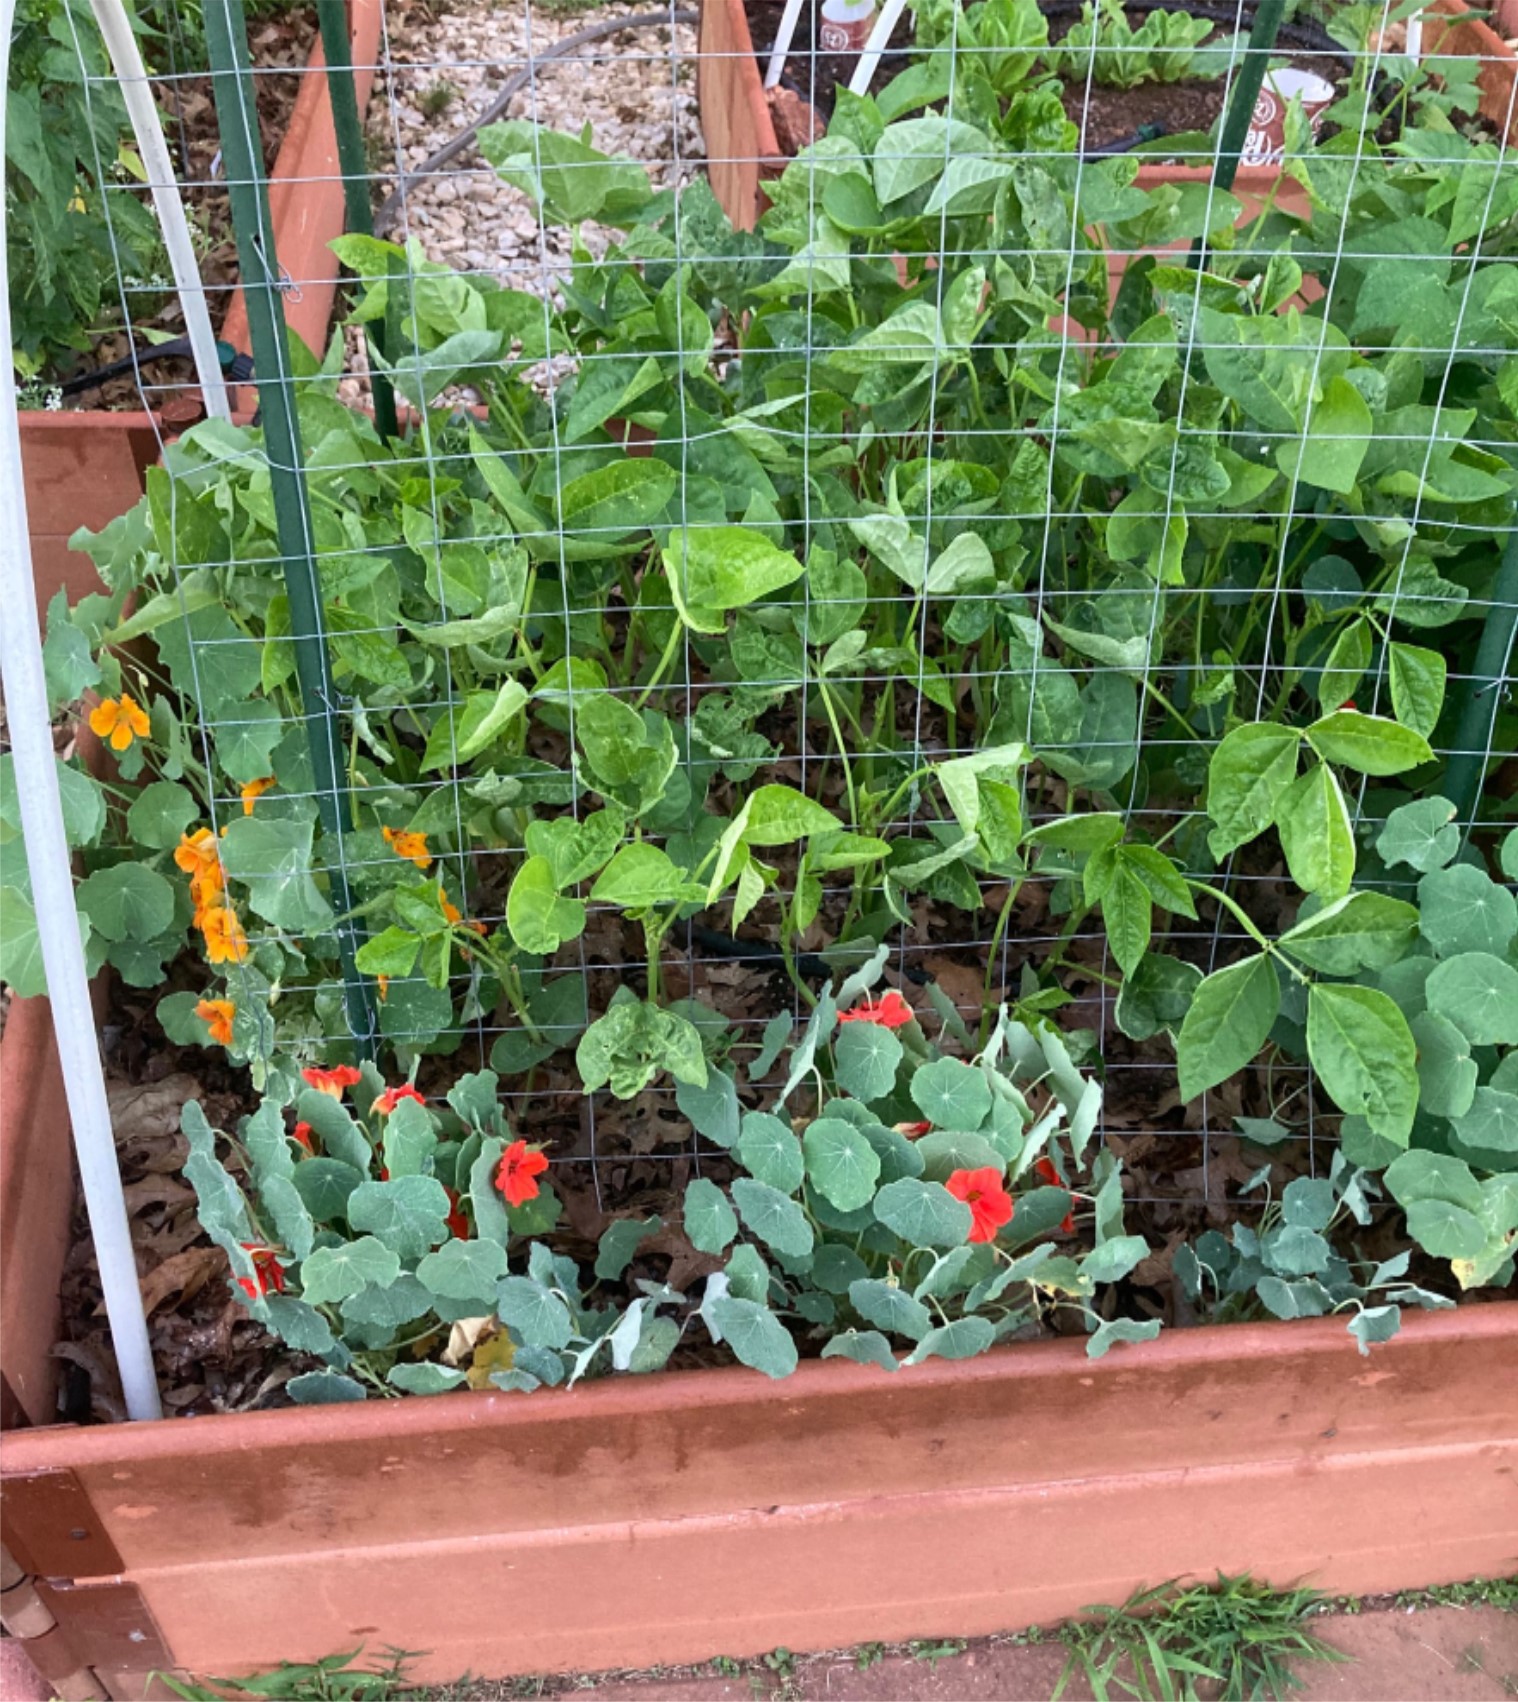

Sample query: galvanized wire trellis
[32,0,1518,1227]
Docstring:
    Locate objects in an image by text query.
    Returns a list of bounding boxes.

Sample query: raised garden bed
[5,8,1518,1688]
[16,0,383,584]
[2,1307,1514,1693]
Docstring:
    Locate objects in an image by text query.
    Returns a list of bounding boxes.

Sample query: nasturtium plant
[178,953,1159,1397]
[1176,1151,1457,1353]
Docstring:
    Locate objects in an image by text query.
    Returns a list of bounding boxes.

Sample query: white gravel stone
[375,0,702,282]
[339,3,703,407]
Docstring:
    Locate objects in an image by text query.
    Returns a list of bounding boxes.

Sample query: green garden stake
[1191,0,1287,259]
[1443,526,1518,836]
[204,0,379,1055]
[315,0,399,441]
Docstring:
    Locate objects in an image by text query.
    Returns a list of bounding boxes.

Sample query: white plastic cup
[1241,67,1337,168]
[820,0,879,54]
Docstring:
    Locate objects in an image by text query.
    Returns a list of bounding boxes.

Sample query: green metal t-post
[205,0,379,1055]
[1444,526,1518,837]
[315,0,399,440]
[1191,0,1288,260]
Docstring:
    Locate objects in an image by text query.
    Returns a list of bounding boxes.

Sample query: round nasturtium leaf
[1417,863,1518,959]
[1426,952,1518,1047]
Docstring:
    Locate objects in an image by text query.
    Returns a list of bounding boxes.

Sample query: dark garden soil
[53,7,317,413]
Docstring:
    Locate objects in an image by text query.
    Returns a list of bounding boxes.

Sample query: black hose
[374,9,700,235]
[54,337,253,399]
[1084,121,1168,156]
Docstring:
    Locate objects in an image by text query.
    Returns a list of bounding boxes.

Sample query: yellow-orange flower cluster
[175,827,249,965]
[383,825,432,870]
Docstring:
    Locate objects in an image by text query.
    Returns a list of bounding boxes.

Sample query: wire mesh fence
[12,0,1518,1242]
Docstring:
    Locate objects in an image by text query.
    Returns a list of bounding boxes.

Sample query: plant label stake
[204,0,379,1054]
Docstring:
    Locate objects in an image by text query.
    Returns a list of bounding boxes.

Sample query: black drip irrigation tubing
[51,337,254,399]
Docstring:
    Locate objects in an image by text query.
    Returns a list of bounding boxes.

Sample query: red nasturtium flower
[88,692,150,752]
[1033,1156,1077,1235]
[837,990,914,1030]
[444,1187,469,1240]
[194,997,235,1047]
[290,1121,315,1154]
[947,1167,1014,1245]
[302,1064,362,1098]
[235,1243,286,1302]
[495,1139,549,1207]
[894,1120,933,1137]
[373,1083,427,1116]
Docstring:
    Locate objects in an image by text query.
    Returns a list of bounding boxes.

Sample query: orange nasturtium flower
[440,887,488,936]
[373,1083,427,1116]
[376,974,390,1003]
[301,1064,362,1098]
[88,693,150,752]
[240,776,276,815]
[175,828,225,914]
[194,998,235,1047]
[494,1138,549,1208]
[291,1121,315,1154]
[199,903,249,965]
[382,825,432,871]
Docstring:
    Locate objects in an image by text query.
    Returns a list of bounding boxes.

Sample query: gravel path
[373,0,703,286]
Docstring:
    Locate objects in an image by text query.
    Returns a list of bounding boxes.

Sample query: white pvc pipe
[763,0,807,88]
[1,2,164,1424]
[848,0,910,97]
[86,0,233,420]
